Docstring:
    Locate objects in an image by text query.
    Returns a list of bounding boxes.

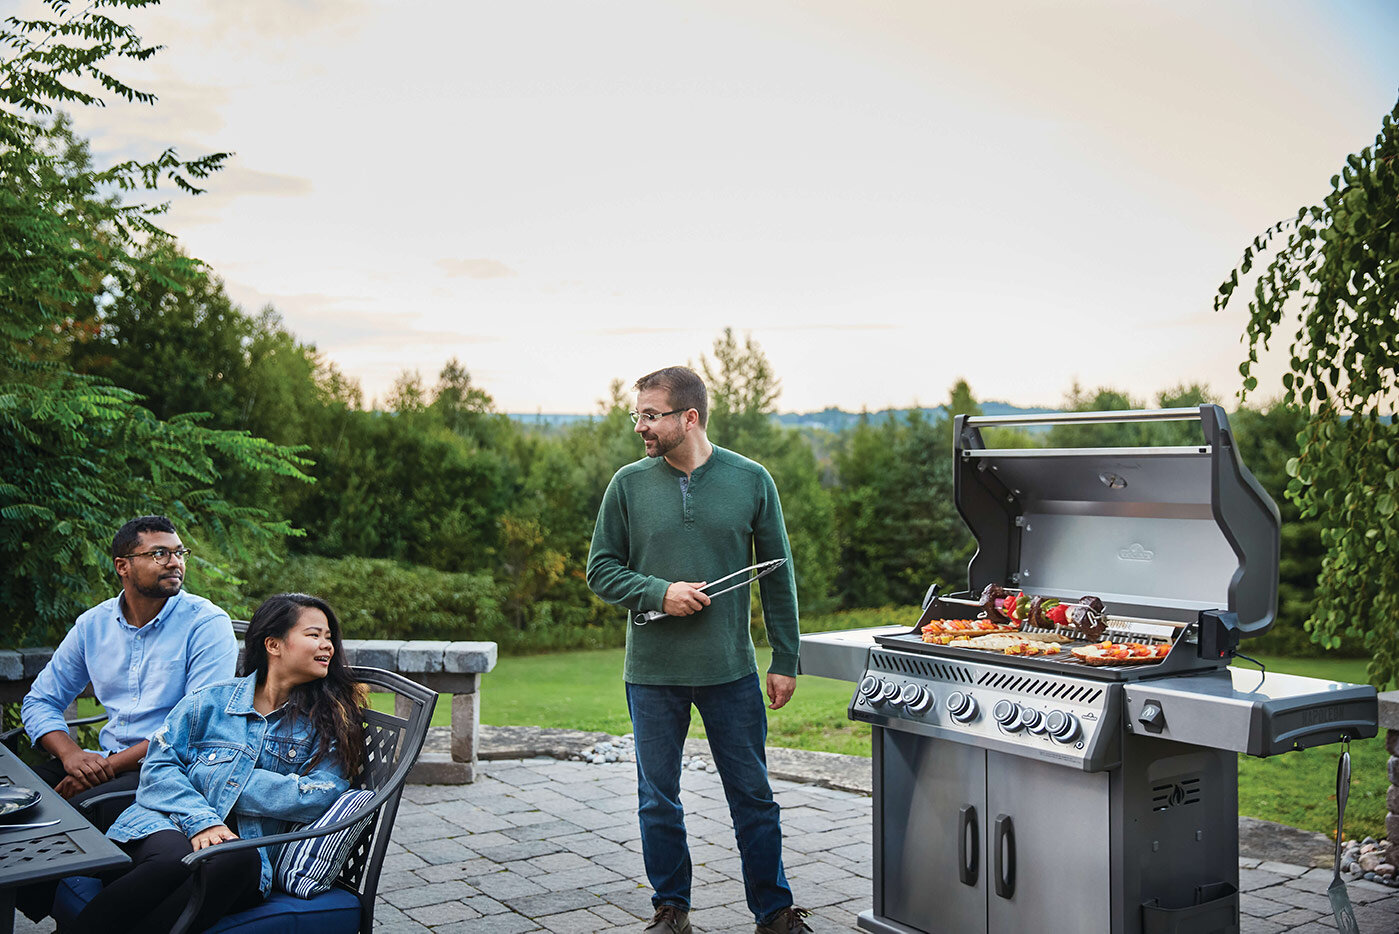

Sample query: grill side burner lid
[952,405,1280,654]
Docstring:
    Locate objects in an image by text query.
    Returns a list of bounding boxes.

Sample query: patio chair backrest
[333,666,436,929]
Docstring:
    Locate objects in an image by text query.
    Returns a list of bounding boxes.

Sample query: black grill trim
[871,653,973,683]
[976,670,1103,705]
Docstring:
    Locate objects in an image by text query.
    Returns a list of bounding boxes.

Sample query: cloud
[436,258,518,280]
[215,166,313,198]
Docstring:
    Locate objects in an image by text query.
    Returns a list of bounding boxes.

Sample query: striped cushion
[274,789,376,899]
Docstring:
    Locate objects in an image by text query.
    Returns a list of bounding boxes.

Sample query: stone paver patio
[16,754,1399,932]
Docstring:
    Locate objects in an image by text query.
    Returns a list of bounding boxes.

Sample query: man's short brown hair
[634,366,708,428]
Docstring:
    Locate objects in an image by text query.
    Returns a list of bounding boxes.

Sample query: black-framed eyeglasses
[629,409,685,425]
[119,547,192,566]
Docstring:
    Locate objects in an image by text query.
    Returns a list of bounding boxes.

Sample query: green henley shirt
[586,445,800,686]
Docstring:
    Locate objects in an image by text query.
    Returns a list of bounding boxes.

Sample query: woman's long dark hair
[239,593,365,775]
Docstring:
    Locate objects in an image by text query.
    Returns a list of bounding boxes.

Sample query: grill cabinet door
[986,750,1111,934]
[878,729,987,934]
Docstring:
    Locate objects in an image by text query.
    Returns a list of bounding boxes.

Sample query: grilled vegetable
[1028,596,1060,627]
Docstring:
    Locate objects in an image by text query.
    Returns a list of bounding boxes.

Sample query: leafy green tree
[67,240,252,424]
[293,411,510,571]
[1217,94,1399,686]
[385,370,428,415]
[431,358,497,439]
[701,328,781,454]
[1229,403,1329,657]
[946,379,982,419]
[833,389,974,608]
[1046,383,1214,448]
[699,331,837,612]
[1,2,310,643]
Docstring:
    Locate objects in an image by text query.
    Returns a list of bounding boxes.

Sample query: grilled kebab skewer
[936,586,1108,639]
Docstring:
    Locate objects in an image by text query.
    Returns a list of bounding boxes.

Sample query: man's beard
[645,432,683,458]
[136,577,182,599]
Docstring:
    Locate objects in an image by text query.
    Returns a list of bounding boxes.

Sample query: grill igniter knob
[876,680,901,706]
[946,691,978,723]
[1019,708,1045,733]
[992,699,1022,730]
[1046,710,1080,743]
[900,683,932,715]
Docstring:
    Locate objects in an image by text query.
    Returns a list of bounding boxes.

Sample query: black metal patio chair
[52,666,438,934]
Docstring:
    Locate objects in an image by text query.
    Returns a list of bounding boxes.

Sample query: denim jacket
[107,674,351,895]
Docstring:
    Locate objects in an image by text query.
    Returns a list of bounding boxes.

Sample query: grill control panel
[850,648,1122,771]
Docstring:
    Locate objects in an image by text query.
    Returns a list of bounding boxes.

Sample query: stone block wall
[1380,691,1399,855]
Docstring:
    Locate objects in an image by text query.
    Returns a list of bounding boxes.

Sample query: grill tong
[632,558,789,626]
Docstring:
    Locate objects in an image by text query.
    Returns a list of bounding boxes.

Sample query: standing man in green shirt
[587,366,812,934]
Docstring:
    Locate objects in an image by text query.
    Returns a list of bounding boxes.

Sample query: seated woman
[68,593,365,934]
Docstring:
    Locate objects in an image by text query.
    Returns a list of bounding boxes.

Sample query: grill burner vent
[1150,776,1202,811]
[977,670,1104,705]
[872,654,972,682]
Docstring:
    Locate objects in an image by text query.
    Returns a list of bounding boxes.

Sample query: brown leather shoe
[755,906,813,934]
[645,905,692,934]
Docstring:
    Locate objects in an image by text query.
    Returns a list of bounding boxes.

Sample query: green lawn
[370,646,1387,838]
[367,646,872,756]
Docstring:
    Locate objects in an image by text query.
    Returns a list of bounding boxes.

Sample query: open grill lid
[951,405,1280,646]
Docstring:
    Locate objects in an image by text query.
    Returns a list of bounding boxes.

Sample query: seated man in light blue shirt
[20,515,239,821]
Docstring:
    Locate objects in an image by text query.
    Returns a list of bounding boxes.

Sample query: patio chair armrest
[167,791,386,934]
[0,725,24,752]
[178,791,384,869]
[73,787,137,820]
[1,714,107,753]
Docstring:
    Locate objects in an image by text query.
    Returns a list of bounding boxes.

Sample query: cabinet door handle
[957,806,978,886]
[993,814,1015,899]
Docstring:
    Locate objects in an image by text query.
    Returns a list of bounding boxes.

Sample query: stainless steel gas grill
[798,406,1378,934]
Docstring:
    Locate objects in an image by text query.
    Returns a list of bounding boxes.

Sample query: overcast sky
[26,0,1399,412]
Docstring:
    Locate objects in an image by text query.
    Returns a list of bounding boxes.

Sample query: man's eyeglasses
[119,547,192,566]
[630,409,685,425]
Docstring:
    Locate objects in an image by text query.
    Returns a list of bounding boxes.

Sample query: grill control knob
[858,675,880,700]
[901,684,932,715]
[876,680,901,706]
[1046,710,1080,743]
[1019,708,1045,733]
[993,699,1022,730]
[946,691,978,723]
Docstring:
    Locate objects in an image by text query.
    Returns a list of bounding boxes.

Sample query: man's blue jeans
[626,674,793,925]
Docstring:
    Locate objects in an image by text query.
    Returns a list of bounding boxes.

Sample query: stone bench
[341,639,496,784]
[0,638,497,785]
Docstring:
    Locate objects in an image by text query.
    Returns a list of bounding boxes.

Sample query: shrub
[238,555,625,654]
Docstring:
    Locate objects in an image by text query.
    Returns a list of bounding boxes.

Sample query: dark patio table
[0,745,129,934]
